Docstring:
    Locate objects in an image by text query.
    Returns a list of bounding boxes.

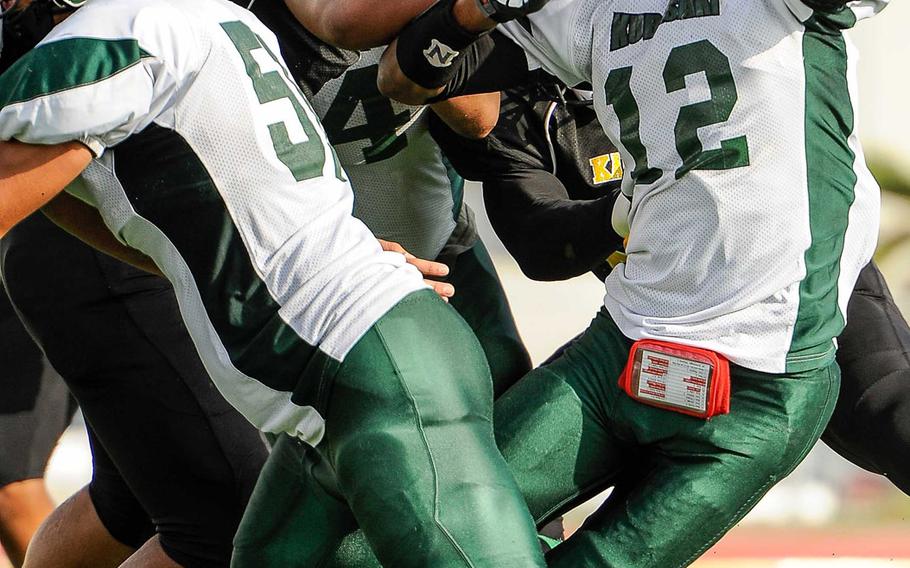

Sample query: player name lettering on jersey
[611,0,721,51]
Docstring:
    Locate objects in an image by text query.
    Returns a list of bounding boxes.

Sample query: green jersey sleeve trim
[781,0,887,30]
[0,38,153,109]
[786,16,857,373]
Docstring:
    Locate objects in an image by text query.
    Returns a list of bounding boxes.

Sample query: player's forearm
[42,192,163,276]
[377,39,441,105]
[377,0,496,105]
[378,0,537,105]
[0,141,92,238]
[431,93,501,139]
[285,0,437,49]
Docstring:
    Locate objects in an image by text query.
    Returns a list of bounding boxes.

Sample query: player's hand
[473,0,551,23]
[378,239,455,301]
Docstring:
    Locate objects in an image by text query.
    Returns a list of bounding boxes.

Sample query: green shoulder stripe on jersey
[0,38,152,108]
[786,17,857,373]
[114,124,339,407]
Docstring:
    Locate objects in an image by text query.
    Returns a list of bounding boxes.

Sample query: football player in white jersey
[234,0,529,399]
[223,5,533,562]
[309,46,530,396]
[367,0,889,565]
[0,1,548,566]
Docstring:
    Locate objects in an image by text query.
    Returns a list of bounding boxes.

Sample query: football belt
[619,339,731,420]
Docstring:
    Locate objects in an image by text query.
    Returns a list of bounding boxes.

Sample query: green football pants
[447,240,531,397]
[231,290,545,568]
[308,308,839,568]
[495,308,839,567]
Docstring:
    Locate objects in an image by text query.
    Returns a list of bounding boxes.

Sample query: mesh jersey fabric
[499,0,886,373]
[310,47,463,260]
[0,0,425,443]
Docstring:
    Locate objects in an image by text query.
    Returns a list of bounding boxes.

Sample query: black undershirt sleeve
[482,169,621,281]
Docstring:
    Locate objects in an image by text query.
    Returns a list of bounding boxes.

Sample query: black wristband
[395,0,486,90]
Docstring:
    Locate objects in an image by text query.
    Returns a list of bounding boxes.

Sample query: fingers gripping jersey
[0,0,425,444]
[501,0,886,373]
[310,48,463,260]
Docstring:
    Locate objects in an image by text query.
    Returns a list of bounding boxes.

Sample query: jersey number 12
[605,39,751,183]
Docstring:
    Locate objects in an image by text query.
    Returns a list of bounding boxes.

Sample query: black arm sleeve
[483,169,622,281]
[429,30,537,101]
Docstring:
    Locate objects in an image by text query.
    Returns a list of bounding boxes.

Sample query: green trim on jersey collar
[0,37,152,108]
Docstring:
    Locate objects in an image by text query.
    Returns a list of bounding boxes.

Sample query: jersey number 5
[222,21,345,183]
[605,39,750,183]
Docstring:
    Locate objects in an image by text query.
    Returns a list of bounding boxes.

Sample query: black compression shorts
[0,290,76,487]
[0,214,269,567]
[824,261,910,495]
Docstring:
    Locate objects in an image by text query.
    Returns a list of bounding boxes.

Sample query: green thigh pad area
[232,290,544,568]
[495,309,840,568]
[447,241,531,397]
[236,306,838,568]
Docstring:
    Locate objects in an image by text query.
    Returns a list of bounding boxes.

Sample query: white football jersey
[0,0,426,443]
[501,0,886,373]
[311,48,462,260]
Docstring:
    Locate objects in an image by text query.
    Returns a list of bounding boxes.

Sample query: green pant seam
[373,322,475,568]
[678,476,775,568]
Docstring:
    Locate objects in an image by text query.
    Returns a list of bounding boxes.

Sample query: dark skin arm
[284,0,435,50]
[376,0,495,105]
[283,0,500,137]
[41,198,458,291]
[0,139,162,274]
[431,94,500,139]
[285,0,498,105]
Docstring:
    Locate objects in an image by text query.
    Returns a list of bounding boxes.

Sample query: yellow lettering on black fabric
[590,152,623,184]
